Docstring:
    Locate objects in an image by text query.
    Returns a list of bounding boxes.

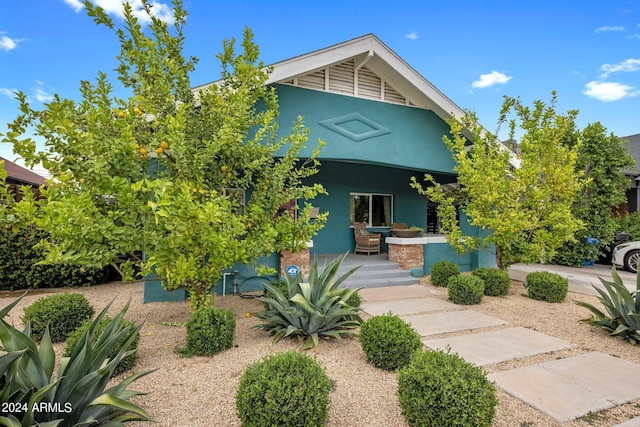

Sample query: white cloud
[583,81,638,102]
[78,0,175,24]
[62,0,84,13]
[471,71,512,89]
[595,26,625,33]
[0,88,17,98]
[405,32,418,40]
[600,58,640,77]
[0,35,21,51]
[33,81,54,103]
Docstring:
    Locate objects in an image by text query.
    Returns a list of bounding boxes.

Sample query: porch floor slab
[358,284,442,302]
[401,310,507,336]
[423,326,575,366]
[488,352,640,422]
[361,297,459,317]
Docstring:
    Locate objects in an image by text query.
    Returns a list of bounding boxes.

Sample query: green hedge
[398,350,498,427]
[236,351,332,427]
[185,306,236,356]
[430,261,460,287]
[448,275,485,305]
[0,227,110,290]
[22,293,95,342]
[472,267,510,296]
[525,271,568,303]
[360,313,422,371]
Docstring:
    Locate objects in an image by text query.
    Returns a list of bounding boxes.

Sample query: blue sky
[1,0,640,175]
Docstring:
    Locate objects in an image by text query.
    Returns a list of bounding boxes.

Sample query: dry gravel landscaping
[2,274,640,427]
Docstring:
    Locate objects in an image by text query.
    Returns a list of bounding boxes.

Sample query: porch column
[385,237,429,270]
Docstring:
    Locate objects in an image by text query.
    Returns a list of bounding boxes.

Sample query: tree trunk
[496,247,505,270]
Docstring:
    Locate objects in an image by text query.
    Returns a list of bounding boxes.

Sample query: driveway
[509,263,637,296]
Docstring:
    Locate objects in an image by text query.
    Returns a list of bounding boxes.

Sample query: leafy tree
[1,1,326,309]
[412,93,583,269]
[553,122,634,266]
[616,210,640,240]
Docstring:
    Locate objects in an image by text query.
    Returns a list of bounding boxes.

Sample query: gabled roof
[1,157,47,186]
[194,34,467,124]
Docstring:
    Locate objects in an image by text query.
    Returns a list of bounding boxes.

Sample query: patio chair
[390,223,407,230]
[353,222,381,255]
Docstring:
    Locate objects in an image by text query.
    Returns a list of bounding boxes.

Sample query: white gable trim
[193,34,467,123]
[264,34,467,123]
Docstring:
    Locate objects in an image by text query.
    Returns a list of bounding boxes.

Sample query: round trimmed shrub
[236,351,332,427]
[185,306,236,356]
[22,293,95,342]
[64,316,140,375]
[359,313,422,371]
[448,275,485,305]
[430,261,460,287]
[525,271,568,303]
[398,349,498,427]
[472,267,510,296]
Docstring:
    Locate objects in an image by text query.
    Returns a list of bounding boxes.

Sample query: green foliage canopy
[412,93,583,269]
[0,1,327,309]
[554,122,634,266]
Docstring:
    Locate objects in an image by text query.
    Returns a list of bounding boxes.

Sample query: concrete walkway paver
[401,309,507,336]
[423,326,575,366]
[359,269,640,423]
[488,352,640,422]
[358,284,441,302]
[361,297,459,317]
[614,416,640,426]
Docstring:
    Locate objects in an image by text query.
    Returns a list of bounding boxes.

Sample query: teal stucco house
[144,34,496,302]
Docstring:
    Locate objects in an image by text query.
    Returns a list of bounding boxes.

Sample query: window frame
[349,192,393,227]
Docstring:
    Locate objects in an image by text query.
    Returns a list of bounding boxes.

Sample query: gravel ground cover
[2,276,640,427]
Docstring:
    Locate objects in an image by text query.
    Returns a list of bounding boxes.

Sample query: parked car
[612,241,640,273]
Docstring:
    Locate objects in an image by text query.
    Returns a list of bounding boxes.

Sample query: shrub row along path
[360,264,640,426]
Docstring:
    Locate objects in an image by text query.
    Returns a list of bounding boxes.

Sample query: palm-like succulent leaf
[576,267,640,344]
[0,295,155,426]
[255,253,363,348]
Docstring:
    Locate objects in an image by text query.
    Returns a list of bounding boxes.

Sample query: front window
[350,193,392,227]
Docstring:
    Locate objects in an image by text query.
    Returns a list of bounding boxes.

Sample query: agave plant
[255,253,363,349]
[0,294,155,426]
[576,267,640,345]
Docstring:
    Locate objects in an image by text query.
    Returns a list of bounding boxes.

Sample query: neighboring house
[623,134,640,214]
[147,34,497,301]
[1,156,46,200]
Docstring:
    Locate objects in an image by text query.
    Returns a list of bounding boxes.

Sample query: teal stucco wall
[273,84,456,174]
[421,213,497,275]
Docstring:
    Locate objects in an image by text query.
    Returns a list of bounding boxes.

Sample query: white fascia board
[265,36,378,84]
[265,34,467,124]
[366,41,466,122]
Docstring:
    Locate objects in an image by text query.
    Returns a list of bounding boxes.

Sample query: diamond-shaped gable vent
[319,113,391,142]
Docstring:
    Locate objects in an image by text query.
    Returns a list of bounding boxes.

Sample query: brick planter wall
[388,243,424,270]
[279,248,310,278]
